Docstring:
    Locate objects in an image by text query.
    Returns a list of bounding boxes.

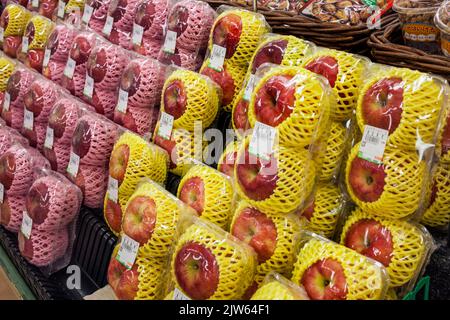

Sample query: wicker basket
[368,22,450,81]
[206,0,399,53]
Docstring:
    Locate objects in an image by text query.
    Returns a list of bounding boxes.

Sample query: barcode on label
[2,92,10,112]
[249,121,277,160]
[107,177,118,203]
[173,288,191,300]
[43,48,51,67]
[0,183,4,204]
[64,57,76,79]
[57,0,66,18]
[67,151,80,177]
[157,112,174,140]
[44,127,54,150]
[116,89,128,113]
[208,45,226,71]
[21,37,29,53]
[21,211,33,239]
[103,15,114,37]
[162,30,177,54]
[23,109,34,130]
[83,74,94,99]
[132,23,144,46]
[82,5,94,24]
[116,235,139,270]
[358,125,389,164]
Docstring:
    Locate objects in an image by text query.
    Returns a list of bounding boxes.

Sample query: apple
[163,80,186,120]
[360,77,404,134]
[25,22,35,47]
[71,119,91,159]
[174,241,219,300]
[201,65,235,106]
[212,14,242,59]
[116,264,139,300]
[233,98,250,132]
[109,144,130,183]
[178,177,204,215]
[0,195,11,226]
[107,257,125,291]
[120,63,140,97]
[25,49,45,72]
[348,157,386,202]
[440,114,450,156]
[6,71,23,103]
[48,102,68,139]
[231,206,277,263]
[122,195,157,245]
[254,75,295,127]
[3,36,22,58]
[23,82,45,117]
[251,39,288,73]
[167,4,189,36]
[26,181,50,225]
[153,134,177,169]
[39,0,58,19]
[46,28,59,56]
[87,48,107,83]
[218,151,237,177]
[43,60,65,82]
[22,127,39,148]
[42,147,58,171]
[134,0,155,30]
[236,149,278,201]
[0,152,16,190]
[114,106,157,135]
[0,9,9,29]
[304,56,339,88]
[299,200,315,221]
[104,198,123,233]
[70,36,92,64]
[108,0,127,22]
[343,218,393,267]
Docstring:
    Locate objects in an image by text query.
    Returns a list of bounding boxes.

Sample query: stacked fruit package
[66,110,119,208]
[27,0,58,19]
[80,0,111,33]
[18,14,55,72]
[130,0,172,59]
[18,168,82,275]
[250,272,309,300]
[200,6,270,112]
[153,69,222,176]
[113,56,166,137]
[81,39,131,119]
[107,179,195,300]
[157,0,215,71]
[103,129,169,235]
[0,124,28,156]
[41,21,77,83]
[1,65,36,131]
[53,0,85,22]
[0,3,31,58]
[0,144,50,232]
[0,53,15,106]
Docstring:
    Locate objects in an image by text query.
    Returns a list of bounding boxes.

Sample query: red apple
[163,80,186,120]
[120,63,140,97]
[87,48,107,83]
[360,77,404,134]
[168,5,189,36]
[348,157,386,202]
[109,144,130,183]
[301,258,348,300]
[115,264,139,300]
[71,120,92,158]
[3,36,22,57]
[0,10,9,29]
[0,152,16,189]
[344,218,393,267]
[233,98,250,132]
[304,56,339,88]
[23,82,45,116]
[18,232,34,261]
[153,134,176,169]
[108,0,127,22]
[231,207,277,263]
[135,0,155,30]
[299,200,315,221]
[122,196,157,245]
[104,198,123,233]
[178,177,204,215]
[201,65,235,106]
[251,39,288,74]
[236,149,278,201]
[218,151,237,177]
[26,181,50,225]
[39,0,58,19]
[22,128,38,148]
[440,114,450,156]
[174,241,219,300]
[48,102,67,139]
[0,195,11,226]
[6,71,23,103]
[107,257,126,291]
[212,14,242,59]
[26,49,45,72]
[254,75,295,127]
[42,147,58,171]
[70,36,92,64]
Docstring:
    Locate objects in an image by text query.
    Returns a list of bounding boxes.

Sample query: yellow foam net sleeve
[340,209,429,287]
[292,238,388,300]
[250,281,297,300]
[356,67,445,151]
[300,183,344,239]
[27,16,54,50]
[0,58,15,92]
[230,201,300,284]
[135,256,166,300]
[235,138,316,215]
[422,162,450,227]
[385,288,398,300]
[319,121,347,182]
[161,69,220,132]
[248,66,331,149]
[217,140,240,175]
[302,48,366,122]
[178,165,234,230]
[65,0,85,13]
[171,223,257,300]
[113,131,169,199]
[2,4,31,36]
[208,9,270,67]
[345,143,426,219]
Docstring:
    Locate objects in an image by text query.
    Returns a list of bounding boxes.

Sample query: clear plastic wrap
[0,124,28,156]
[292,231,390,300]
[0,53,16,107]
[250,272,310,300]
[217,140,239,177]
[0,3,31,58]
[34,0,59,19]
[81,0,111,33]
[435,1,450,57]
[53,0,84,22]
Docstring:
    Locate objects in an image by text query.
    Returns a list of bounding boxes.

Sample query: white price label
[116,89,128,113]
[43,48,51,68]
[64,57,76,79]
[57,0,66,18]
[157,112,174,140]
[0,27,4,42]
[0,183,4,204]
[67,151,80,177]
[173,288,191,300]
[162,30,177,54]
[83,74,94,99]
[103,15,114,37]
[107,176,119,203]
[3,92,10,112]
[21,211,33,239]
[132,23,144,46]
[31,0,39,8]
[243,74,259,101]
[21,37,29,53]
[208,45,227,71]
[23,109,34,130]
[116,235,139,270]
[44,127,54,150]
[82,5,94,24]
[358,125,389,164]
[249,121,277,160]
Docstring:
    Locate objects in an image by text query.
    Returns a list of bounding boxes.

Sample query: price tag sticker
[243,74,259,101]
[162,30,177,54]
[21,36,29,54]
[103,15,114,37]
[43,48,51,68]
[208,45,227,72]
[3,92,10,112]
[249,121,277,161]
[173,288,191,300]
[64,57,76,79]
[116,89,128,113]
[82,4,94,24]
[44,127,54,150]
[132,23,144,46]
[0,27,4,42]
[157,112,174,140]
[21,211,33,239]
[358,125,389,164]
[83,74,94,99]
[107,176,119,203]
[57,0,66,18]
[116,235,139,270]
[67,151,80,177]
[0,183,4,204]
[23,109,34,130]
[31,0,39,8]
